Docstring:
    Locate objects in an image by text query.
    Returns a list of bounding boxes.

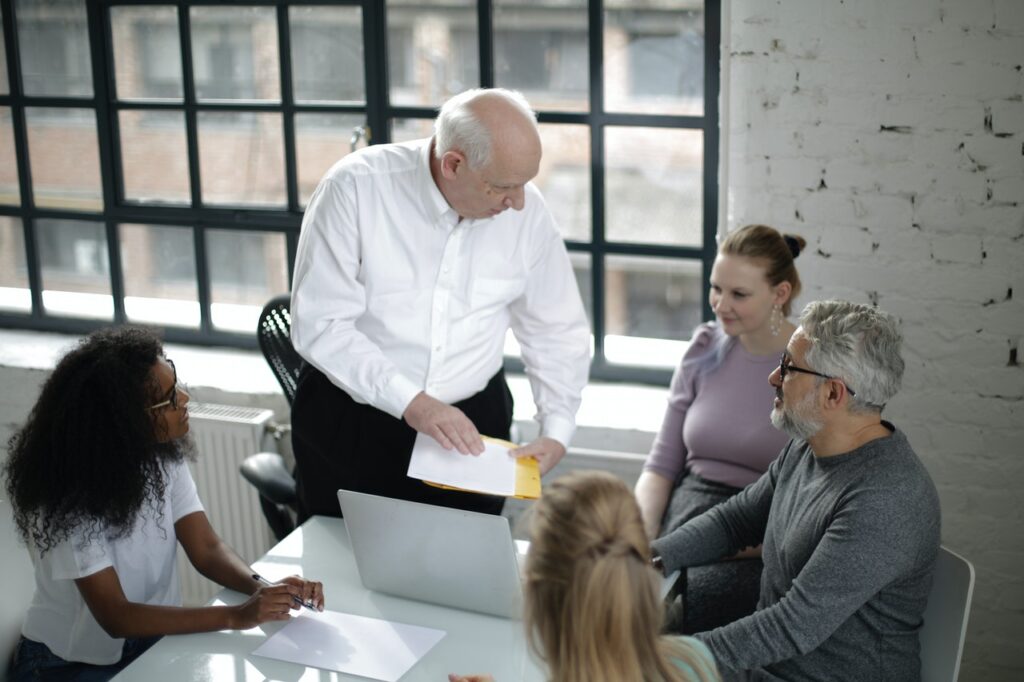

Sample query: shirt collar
[418,138,460,229]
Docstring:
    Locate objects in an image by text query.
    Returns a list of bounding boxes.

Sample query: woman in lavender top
[635,224,805,634]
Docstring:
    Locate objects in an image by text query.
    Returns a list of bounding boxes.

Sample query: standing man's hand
[511,437,566,476]
[403,392,485,455]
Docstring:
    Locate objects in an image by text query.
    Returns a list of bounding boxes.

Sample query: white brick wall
[725,0,1024,679]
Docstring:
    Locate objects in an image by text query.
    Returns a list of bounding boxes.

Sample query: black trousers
[291,364,512,523]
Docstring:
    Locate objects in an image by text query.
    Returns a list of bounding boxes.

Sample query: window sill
[0,329,665,445]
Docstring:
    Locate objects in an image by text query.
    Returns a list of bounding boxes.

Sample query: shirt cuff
[380,373,423,420]
[540,414,576,450]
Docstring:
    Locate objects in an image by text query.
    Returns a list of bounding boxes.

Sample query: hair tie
[783,235,801,259]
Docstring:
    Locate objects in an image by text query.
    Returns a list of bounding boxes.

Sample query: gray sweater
[651,424,941,681]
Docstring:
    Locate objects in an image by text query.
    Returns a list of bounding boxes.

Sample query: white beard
[771,389,823,440]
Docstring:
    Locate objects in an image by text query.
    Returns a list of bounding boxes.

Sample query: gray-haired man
[652,300,941,681]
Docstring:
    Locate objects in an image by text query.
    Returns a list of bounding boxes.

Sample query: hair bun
[783,234,802,259]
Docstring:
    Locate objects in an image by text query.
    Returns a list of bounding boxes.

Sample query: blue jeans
[8,636,161,682]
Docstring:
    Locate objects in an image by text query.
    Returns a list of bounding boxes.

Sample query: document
[406,433,540,499]
[251,609,445,681]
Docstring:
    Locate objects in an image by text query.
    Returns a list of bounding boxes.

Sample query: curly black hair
[4,326,191,554]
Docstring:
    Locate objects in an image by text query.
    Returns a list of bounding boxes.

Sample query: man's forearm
[650,510,735,571]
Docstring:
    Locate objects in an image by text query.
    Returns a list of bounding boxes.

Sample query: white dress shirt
[291,138,590,447]
[22,460,204,665]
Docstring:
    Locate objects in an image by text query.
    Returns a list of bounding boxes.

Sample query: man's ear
[439,151,465,180]
[824,379,850,410]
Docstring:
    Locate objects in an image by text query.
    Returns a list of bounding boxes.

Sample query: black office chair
[239,294,303,540]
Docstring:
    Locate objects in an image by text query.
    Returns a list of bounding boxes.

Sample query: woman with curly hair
[4,326,324,682]
[451,471,720,682]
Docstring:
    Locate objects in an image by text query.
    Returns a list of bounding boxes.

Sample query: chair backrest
[920,546,975,682]
[257,294,304,406]
[0,498,36,681]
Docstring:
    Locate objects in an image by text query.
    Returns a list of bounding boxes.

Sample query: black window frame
[0,0,719,386]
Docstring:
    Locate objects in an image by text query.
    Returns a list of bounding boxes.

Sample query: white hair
[433,88,537,169]
[799,300,904,413]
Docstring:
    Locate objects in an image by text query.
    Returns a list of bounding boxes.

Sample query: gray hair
[799,300,904,414]
[433,88,537,169]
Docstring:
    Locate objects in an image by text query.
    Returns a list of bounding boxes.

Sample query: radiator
[177,402,277,606]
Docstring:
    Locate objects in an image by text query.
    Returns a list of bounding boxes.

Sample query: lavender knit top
[643,323,790,489]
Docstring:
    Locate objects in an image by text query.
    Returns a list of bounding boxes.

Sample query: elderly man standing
[289,88,590,521]
[652,300,941,681]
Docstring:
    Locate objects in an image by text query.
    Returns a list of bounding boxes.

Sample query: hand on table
[232,583,305,629]
[448,674,495,682]
[278,574,325,611]
[511,436,566,476]
[403,392,484,455]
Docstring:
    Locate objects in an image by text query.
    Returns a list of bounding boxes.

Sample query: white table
[113,516,546,681]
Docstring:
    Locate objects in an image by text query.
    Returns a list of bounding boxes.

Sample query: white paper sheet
[406,433,516,496]
[660,569,681,600]
[251,610,445,681]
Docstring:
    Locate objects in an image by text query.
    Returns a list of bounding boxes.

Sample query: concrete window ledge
[0,329,665,461]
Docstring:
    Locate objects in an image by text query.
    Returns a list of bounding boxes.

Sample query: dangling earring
[769,304,782,336]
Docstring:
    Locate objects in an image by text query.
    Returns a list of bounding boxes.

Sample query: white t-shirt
[21,459,204,665]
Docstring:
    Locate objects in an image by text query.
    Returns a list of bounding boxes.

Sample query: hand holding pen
[251,573,324,613]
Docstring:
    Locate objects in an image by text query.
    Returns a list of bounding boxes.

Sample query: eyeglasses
[778,353,858,398]
[147,358,188,411]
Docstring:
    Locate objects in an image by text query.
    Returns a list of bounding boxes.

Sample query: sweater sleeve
[696,467,936,672]
[650,442,782,569]
[643,324,718,480]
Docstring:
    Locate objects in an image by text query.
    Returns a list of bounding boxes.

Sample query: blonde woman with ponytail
[450,471,719,682]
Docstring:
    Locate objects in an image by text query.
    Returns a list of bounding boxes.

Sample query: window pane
[198,112,285,207]
[120,223,198,328]
[390,117,434,144]
[295,113,365,206]
[110,5,183,101]
[604,2,704,116]
[206,229,288,333]
[387,0,478,107]
[0,108,20,205]
[289,6,364,104]
[604,127,702,247]
[16,0,93,97]
[494,0,588,112]
[190,6,280,102]
[0,217,30,313]
[119,109,190,204]
[604,255,701,368]
[535,123,590,242]
[26,107,103,211]
[36,218,112,319]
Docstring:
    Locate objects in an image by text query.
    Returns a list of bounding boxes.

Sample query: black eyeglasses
[778,354,858,398]
[147,359,188,411]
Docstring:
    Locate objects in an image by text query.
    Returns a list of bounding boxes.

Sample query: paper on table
[407,432,518,497]
[251,609,445,682]
[660,569,681,600]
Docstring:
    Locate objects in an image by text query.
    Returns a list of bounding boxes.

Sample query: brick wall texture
[724,0,1023,678]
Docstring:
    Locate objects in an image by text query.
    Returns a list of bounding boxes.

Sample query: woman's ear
[773,280,793,307]
[149,406,169,442]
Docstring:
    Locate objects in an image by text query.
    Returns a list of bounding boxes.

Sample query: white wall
[724,0,1024,678]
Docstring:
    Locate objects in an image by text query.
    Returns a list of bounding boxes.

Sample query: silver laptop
[337,489,524,619]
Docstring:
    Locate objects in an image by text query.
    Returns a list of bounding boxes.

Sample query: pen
[251,572,318,612]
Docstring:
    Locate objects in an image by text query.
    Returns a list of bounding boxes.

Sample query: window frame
[0,0,719,386]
